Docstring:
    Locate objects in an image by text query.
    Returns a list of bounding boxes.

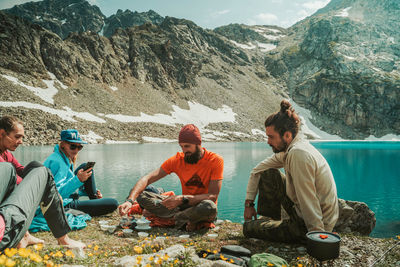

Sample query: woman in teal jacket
[43,129,118,216]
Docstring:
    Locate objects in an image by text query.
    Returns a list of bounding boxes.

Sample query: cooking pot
[306,231,341,261]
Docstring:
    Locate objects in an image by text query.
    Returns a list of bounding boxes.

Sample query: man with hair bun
[119,124,224,231]
[243,100,339,243]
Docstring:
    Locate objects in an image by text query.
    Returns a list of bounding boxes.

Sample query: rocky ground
[7,212,398,266]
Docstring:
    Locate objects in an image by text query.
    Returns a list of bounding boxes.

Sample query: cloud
[302,0,330,10]
[252,13,279,25]
[216,9,230,15]
[210,9,230,19]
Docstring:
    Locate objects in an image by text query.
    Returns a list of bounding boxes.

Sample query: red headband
[178,124,201,145]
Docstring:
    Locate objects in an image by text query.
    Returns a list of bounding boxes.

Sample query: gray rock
[334,199,376,235]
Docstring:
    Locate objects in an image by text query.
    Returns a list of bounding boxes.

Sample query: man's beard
[184,146,202,164]
[271,140,288,153]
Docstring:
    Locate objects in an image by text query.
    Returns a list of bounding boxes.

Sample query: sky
[0,0,330,29]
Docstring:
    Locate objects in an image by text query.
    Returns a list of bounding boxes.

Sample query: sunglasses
[69,143,83,151]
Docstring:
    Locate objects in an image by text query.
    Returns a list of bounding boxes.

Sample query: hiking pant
[65,164,119,217]
[0,162,70,250]
[137,191,217,228]
[243,169,308,243]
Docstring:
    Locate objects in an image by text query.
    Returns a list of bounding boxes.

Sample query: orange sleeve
[211,155,224,180]
[160,154,177,174]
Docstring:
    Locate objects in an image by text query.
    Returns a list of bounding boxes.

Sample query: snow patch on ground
[81,131,103,143]
[257,42,277,52]
[230,40,256,49]
[142,137,175,143]
[105,140,140,144]
[290,100,343,140]
[105,102,236,128]
[365,134,400,141]
[1,72,68,104]
[335,6,352,17]
[110,86,118,91]
[0,101,106,123]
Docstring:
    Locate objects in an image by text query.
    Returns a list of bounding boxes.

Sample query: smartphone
[83,161,96,171]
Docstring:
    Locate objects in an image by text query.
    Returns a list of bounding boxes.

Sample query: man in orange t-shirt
[118,124,224,231]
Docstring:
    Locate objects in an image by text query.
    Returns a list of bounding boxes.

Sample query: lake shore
[3,211,399,266]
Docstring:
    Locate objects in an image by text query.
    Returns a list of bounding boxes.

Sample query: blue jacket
[43,144,83,206]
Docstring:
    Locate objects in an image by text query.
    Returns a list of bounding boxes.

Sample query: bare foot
[17,232,44,248]
[57,235,86,249]
[96,189,103,199]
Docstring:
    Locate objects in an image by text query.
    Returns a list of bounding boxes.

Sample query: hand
[118,201,132,216]
[95,189,103,199]
[244,206,257,221]
[161,195,183,210]
[76,168,92,182]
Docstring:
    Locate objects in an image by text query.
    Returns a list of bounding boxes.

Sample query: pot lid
[306,231,341,243]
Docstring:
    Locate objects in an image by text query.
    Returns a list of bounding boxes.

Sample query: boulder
[334,199,376,235]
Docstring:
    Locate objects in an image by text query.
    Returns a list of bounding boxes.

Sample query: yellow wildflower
[88,244,92,248]
[46,261,54,267]
[267,263,274,266]
[156,258,162,264]
[54,251,63,258]
[4,248,17,258]
[144,264,151,267]
[65,250,75,258]
[29,253,43,263]
[5,258,16,267]
[88,252,93,257]
[134,246,143,254]
[213,250,217,254]
[397,235,400,240]
[230,259,234,263]
[44,255,50,260]
[163,254,169,261]
[94,245,99,251]
[164,233,167,236]
[33,243,43,251]
[0,255,7,265]
[18,248,31,258]
[298,264,303,267]
[174,259,179,264]
[149,256,154,261]
[166,236,168,239]
[203,253,207,258]
[153,249,156,253]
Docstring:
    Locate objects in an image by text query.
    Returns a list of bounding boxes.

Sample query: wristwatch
[245,202,255,208]
[125,198,134,204]
[182,196,189,205]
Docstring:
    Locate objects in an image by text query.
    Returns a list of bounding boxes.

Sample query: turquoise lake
[14,141,400,238]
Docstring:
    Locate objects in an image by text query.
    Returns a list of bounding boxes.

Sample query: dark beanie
[178,124,201,145]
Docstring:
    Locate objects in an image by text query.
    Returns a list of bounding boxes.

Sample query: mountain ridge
[0,0,399,144]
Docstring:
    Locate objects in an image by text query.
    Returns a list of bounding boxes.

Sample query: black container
[306,231,341,261]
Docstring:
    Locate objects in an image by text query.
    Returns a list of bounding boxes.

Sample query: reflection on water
[14,141,400,237]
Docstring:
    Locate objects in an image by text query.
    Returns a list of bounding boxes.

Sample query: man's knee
[0,162,16,179]
[260,169,283,181]
[196,200,217,217]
